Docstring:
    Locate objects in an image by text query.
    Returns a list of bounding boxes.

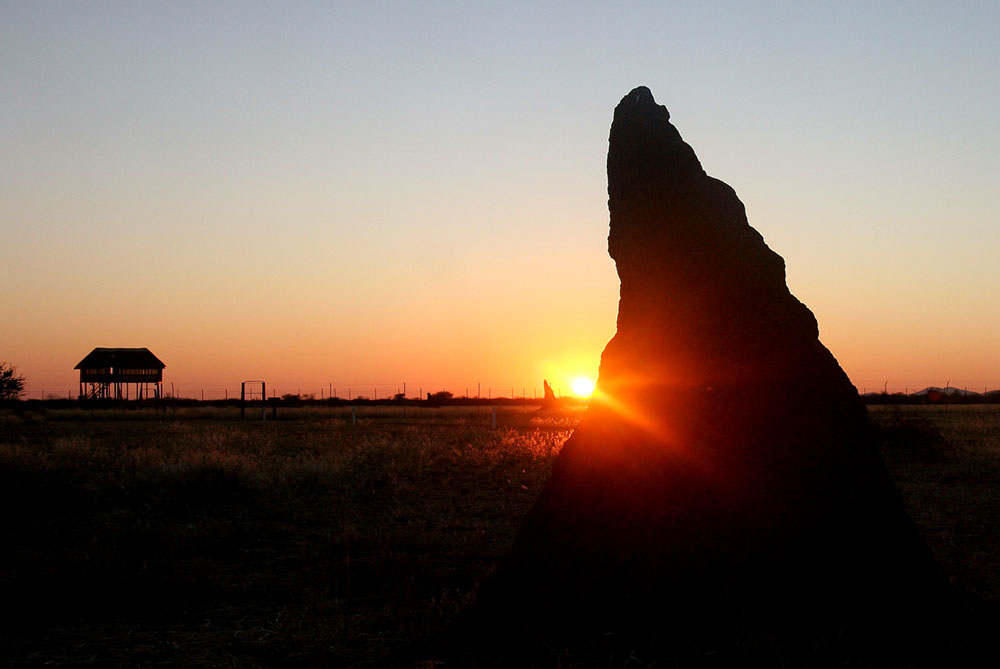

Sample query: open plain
[0,403,997,667]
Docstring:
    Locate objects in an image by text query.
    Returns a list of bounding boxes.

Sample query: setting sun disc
[571,377,596,398]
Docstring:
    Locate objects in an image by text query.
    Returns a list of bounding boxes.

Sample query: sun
[570,376,596,398]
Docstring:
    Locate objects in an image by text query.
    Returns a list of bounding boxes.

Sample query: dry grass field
[869,405,1000,605]
[0,403,997,667]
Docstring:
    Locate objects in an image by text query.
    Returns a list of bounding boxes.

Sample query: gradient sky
[3,1,998,399]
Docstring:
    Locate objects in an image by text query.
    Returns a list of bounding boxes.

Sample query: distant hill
[859,386,992,402]
[911,386,982,397]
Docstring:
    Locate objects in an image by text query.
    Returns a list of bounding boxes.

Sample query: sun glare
[571,376,596,398]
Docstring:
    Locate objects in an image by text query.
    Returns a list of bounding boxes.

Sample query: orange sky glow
[3,4,998,400]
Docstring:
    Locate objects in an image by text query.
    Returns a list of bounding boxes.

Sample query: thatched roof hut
[75,347,165,399]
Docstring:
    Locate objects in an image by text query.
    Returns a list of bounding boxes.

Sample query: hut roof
[75,348,166,370]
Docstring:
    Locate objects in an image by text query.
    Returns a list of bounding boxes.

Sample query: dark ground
[0,404,997,667]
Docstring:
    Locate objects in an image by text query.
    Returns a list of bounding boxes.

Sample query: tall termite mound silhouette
[472,87,982,664]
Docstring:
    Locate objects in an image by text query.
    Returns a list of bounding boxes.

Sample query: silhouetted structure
[240,380,267,419]
[75,347,164,400]
[539,379,557,408]
[469,87,984,666]
[542,379,555,400]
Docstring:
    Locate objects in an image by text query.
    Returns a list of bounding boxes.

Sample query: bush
[427,390,453,402]
[0,362,25,400]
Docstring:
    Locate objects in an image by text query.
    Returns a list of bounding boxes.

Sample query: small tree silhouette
[0,362,25,400]
[427,390,453,402]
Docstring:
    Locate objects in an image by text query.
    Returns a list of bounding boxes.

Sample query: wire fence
[17,381,561,402]
[860,385,998,398]
[14,381,1000,403]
